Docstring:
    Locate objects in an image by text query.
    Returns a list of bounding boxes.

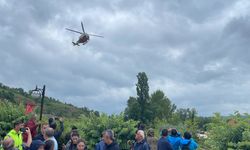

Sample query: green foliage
[150,90,176,121]
[62,113,138,149]
[204,112,250,150]
[0,100,26,140]
[0,83,98,118]
[125,73,176,124]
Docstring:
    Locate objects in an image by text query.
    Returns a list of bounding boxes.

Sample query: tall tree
[136,72,150,122]
[125,72,151,123]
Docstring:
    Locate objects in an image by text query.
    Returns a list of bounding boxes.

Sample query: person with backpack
[180,132,198,150]
[167,129,181,150]
[157,129,173,150]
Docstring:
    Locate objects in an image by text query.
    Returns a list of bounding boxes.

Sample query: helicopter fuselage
[77,34,90,45]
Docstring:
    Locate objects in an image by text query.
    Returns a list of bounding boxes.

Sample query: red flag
[25,101,36,114]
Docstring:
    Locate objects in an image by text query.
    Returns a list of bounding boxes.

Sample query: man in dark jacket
[103,130,119,150]
[134,130,150,150]
[157,129,173,150]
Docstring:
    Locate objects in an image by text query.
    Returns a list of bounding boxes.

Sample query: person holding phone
[5,119,32,150]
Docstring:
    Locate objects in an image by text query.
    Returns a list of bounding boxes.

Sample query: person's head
[103,130,115,145]
[2,137,15,150]
[49,122,57,130]
[71,125,78,131]
[147,128,154,137]
[161,129,168,137]
[41,123,49,135]
[171,128,178,137]
[48,118,57,130]
[71,131,80,145]
[135,130,145,142]
[183,132,192,140]
[48,118,54,125]
[13,119,24,132]
[77,139,86,150]
[30,140,45,150]
[44,127,54,140]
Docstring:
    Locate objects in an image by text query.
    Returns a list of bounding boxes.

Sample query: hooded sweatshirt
[180,139,198,150]
[167,136,181,150]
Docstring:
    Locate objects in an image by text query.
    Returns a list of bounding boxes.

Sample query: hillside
[0,83,99,118]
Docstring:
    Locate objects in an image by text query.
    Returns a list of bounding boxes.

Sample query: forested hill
[0,83,99,118]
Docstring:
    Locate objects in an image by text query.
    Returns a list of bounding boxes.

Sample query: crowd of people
[0,117,198,150]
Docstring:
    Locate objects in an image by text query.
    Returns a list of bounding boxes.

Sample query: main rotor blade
[65,28,83,34]
[88,34,104,38]
[81,22,85,33]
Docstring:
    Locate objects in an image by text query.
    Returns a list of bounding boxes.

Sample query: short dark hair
[13,119,23,127]
[77,139,86,145]
[184,132,192,139]
[161,129,168,137]
[171,129,178,136]
[71,131,79,137]
[71,125,78,130]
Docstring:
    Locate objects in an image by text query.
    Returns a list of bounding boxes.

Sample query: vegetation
[1,72,250,150]
[0,83,98,118]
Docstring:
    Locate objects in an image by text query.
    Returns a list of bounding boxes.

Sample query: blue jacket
[180,139,198,150]
[167,136,181,150]
[95,140,105,150]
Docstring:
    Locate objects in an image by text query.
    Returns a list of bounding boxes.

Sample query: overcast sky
[1,0,250,116]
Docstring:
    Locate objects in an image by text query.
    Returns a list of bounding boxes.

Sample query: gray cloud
[1,0,250,116]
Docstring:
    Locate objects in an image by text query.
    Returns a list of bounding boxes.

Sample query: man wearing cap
[134,130,150,150]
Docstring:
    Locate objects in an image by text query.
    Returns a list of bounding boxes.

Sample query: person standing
[134,130,150,150]
[33,123,49,142]
[48,118,64,141]
[5,120,32,150]
[76,139,86,150]
[95,131,105,150]
[180,132,198,150]
[157,129,172,150]
[65,131,80,150]
[147,129,157,150]
[103,130,119,150]
[44,128,58,150]
[167,129,181,150]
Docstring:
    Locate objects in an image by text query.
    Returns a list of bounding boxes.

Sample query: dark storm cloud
[1,0,250,115]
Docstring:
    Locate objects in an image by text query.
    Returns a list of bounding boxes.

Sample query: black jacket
[134,140,150,150]
[104,142,120,150]
[157,137,173,150]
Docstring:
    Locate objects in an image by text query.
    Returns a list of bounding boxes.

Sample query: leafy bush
[0,100,26,140]
[61,113,138,149]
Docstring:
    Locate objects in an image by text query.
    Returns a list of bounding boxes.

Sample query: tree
[125,72,151,123]
[136,72,150,122]
[149,90,176,120]
[124,97,140,120]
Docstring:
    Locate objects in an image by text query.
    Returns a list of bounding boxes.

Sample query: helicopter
[66,21,103,46]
